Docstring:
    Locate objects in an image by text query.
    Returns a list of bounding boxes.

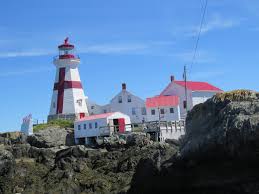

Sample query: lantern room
[53,38,80,67]
[58,37,77,59]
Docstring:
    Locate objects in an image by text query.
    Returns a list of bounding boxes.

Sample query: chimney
[122,83,126,90]
[170,75,175,82]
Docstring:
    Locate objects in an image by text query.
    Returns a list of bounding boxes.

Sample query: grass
[33,119,74,133]
[215,90,258,102]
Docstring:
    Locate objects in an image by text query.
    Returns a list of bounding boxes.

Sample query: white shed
[74,112,131,145]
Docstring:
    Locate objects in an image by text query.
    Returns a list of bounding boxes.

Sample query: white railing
[143,120,185,133]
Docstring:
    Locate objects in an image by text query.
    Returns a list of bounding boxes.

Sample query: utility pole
[183,65,188,114]
[157,106,161,142]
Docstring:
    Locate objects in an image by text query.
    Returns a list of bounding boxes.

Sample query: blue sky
[0,0,258,131]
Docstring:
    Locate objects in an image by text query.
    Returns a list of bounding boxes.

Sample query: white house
[74,112,131,145]
[109,83,147,123]
[160,76,222,118]
[86,99,110,115]
[145,95,181,122]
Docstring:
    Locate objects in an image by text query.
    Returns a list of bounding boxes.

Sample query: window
[78,125,81,130]
[170,108,174,113]
[91,105,95,110]
[160,108,165,114]
[127,95,132,102]
[95,122,98,128]
[183,100,187,109]
[132,108,136,115]
[52,102,56,108]
[77,99,82,107]
[151,109,155,115]
[141,107,147,115]
[89,123,92,129]
[118,96,122,103]
[83,124,87,130]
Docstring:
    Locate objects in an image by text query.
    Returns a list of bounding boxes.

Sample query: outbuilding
[74,112,131,145]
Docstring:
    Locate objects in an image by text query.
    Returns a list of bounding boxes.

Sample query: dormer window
[118,96,122,103]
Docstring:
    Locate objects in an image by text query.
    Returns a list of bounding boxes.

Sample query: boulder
[102,132,151,149]
[27,127,74,148]
[181,90,259,159]
[0,149,14,177]
[123,132,151,146]
[0,131,27,145]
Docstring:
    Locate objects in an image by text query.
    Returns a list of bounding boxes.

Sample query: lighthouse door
[79,113,85,119]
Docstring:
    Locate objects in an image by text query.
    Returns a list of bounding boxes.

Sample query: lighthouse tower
[48,38,89,121]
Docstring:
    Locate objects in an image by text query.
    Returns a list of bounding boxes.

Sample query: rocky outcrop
[0,149,14,178]
[128,90,259,194]
[0,131,27,145]
[181,90,259,160]
[101,132,150,149]
[27,127,74,148]
[0,131,177,194]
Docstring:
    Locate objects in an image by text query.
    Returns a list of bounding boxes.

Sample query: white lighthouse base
[47,112,89,122]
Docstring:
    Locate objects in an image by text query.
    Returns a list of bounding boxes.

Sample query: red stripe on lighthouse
[54,68,83,114]
[56,68,66,114]
[54,81,82,90]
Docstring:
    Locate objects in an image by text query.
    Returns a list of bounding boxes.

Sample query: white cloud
[0,50,54,58]
[0,67,52,77]
[78,43,149,54]
[190,71,225,80]
[186,14,242,36]
[78,41,174,55]
[174,50,214,63]
[0,40,175,58]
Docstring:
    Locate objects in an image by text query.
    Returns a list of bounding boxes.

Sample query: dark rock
[27,127,74,148]
[123,132,151,146]
[0,131,27,145]
[181,90,259,160]
[0,149,14,177]
[11,143,31,158]
[127,90,259,194]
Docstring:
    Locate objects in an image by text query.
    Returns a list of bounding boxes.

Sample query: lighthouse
[48,38,89,121]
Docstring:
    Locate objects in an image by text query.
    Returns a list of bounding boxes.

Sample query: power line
[189,0,208,74]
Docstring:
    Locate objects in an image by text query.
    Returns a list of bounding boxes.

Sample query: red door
[118,118,125,133]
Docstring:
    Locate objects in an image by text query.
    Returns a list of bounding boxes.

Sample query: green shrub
[33,119,74,132]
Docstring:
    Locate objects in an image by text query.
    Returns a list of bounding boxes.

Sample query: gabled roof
[78,112,115,121]
[161,80,222,95]
[146,95,179,108]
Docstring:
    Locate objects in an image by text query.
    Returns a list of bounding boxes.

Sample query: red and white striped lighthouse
[48,38,89,121]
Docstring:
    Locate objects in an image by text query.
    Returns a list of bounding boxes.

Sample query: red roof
[174,81,222,91]
[160,80,222,95]
[78,112,115,121]
[146,95,179,108]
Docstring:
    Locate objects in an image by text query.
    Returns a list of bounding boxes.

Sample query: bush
[33,119,74,133]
